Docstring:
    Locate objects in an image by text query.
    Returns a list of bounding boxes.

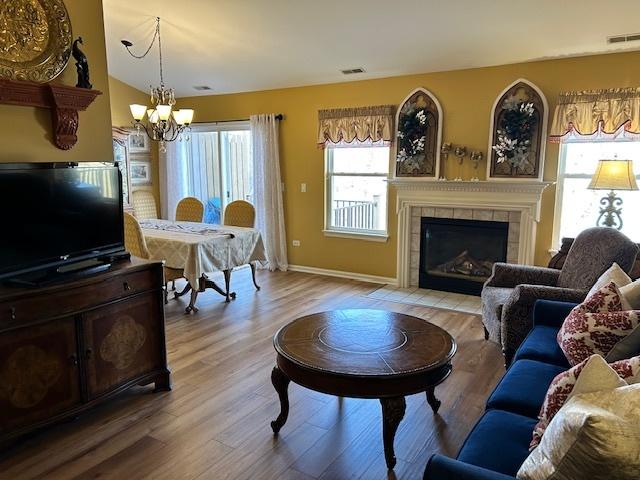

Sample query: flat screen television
[0,162,125,283]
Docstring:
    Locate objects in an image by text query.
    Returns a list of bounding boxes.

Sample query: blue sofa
[424,299,577,480]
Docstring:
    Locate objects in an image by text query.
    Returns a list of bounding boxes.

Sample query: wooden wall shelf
[0,78,102,150]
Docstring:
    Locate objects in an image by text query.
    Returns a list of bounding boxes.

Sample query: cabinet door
[0,317,81,435]
[83,292,164,399]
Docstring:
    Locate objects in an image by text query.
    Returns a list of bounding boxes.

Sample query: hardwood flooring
[0,270,504,479]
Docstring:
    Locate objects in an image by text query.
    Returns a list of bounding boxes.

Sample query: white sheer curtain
[251,114,288,271]
[161,133,220,220]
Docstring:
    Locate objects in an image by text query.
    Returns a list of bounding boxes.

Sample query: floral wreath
[492,95,537,169]
[396,105,428,166]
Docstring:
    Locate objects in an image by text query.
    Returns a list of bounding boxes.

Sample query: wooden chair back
[223,200,256,228]
[176,197,205,222]
[132,190,158,220]
[124,212,150,259]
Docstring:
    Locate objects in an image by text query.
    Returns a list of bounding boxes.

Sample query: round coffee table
[270,309,456,469]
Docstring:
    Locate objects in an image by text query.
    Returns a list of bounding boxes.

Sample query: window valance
[317,105,395,148]
[549,87,640,142]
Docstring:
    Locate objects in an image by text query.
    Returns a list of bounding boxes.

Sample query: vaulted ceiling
[103,0,640,97]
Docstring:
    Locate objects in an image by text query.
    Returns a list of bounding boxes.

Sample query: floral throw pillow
[530,354,640,450]
[557,282,640,366]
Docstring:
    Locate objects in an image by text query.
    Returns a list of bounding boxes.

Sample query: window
[324,142,389,239]
[172,122,252,223]
[553,139,640,246]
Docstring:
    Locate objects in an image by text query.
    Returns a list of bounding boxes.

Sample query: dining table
[139,218,267,313]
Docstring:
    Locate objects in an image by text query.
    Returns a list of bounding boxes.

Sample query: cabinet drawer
[0,267,160,326]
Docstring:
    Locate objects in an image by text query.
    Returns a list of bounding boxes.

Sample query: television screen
[0,163,124,280]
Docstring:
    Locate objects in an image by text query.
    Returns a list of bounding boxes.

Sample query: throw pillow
[621,278,640,309]
[517,384,640,480]
[557,282,640,365]
[530,354,628,450]
[586,262,632,298]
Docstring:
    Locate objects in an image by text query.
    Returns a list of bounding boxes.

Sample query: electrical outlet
[292,240,301,247]
[300,183,307,193]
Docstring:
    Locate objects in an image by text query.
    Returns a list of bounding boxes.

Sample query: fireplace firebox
[419,217,509,295]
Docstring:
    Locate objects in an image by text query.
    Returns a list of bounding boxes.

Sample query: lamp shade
[156,104,172,121]
[129,104,147,121]
[588,159,638,191]
[180,109,194,125]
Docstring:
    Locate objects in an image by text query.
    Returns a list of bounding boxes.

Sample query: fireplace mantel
[391,179,553,288]
[389,179,552,197]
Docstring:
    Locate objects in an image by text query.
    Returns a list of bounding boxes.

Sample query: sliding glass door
[169,122,252,223]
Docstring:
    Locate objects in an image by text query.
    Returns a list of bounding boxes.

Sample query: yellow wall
[179,50,640,279]
[108,76,160,210]
[0,0,112,162]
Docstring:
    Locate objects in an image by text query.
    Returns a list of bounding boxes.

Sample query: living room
[1,1,640,479]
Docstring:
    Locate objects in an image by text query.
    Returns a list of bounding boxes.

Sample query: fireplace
[419,217,509,295]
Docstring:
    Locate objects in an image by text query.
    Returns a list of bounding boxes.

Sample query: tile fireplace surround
[390,179,551,288]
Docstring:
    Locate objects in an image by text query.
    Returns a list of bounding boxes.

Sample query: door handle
[69,354,78,366]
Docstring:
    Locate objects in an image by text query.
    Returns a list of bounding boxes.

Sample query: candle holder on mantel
[454,146,466,181]
[439,142,452,180]
[470,151,483,181]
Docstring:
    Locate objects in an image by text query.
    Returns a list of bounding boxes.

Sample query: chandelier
[122,17,194,152]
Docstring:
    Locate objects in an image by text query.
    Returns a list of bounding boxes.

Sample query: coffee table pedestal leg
[426,386,441,413]
[380,397,406,469]
[270,366,290,434]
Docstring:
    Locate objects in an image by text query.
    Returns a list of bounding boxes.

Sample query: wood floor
[0,270,504,480]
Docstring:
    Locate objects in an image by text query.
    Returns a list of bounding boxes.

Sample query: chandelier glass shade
[122,17,194,152]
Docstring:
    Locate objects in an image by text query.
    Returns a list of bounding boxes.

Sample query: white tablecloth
[140,219,266,287]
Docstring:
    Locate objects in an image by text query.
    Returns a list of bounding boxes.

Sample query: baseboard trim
[288,264,397,286]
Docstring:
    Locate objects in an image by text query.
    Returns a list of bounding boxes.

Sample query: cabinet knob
[10,307,16,320]
[86,348,93,360]
[69,354,78,366]
[123,282,131,291]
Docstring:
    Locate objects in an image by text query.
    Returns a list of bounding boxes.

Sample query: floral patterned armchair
[481,227,638,365]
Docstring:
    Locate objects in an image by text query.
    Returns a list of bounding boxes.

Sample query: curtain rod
[195,114,283,125]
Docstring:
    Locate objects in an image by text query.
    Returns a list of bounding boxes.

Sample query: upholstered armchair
[481,227,638,365]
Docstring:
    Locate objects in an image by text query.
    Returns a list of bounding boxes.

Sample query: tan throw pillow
[529,355,628,449]
[518,384,640,480]
[621,278,640,309]
[587,262,632,300]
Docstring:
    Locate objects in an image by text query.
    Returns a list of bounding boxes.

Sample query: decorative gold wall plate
[0,0,73,82]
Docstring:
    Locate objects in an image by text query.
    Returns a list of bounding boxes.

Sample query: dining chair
[131,190,158,220]
[176,197,205,222]
[223,200,256,228]
[124,212,184,303]
[223,200,260,291]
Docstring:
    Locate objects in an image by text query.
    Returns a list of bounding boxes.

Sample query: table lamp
[587,157,638,230]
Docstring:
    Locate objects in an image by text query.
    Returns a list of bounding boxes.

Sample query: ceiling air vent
[340,67,366,75]
[607,33,640,44]
[193,85,213,91]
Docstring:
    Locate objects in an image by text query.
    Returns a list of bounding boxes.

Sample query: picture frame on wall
[128,132,150,153]
[130,159,152,186]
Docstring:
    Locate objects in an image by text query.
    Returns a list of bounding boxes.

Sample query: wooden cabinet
[0,259,170,445]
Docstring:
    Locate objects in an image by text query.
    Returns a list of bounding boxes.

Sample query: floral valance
[549,87,640,142]
[317,105,395,148]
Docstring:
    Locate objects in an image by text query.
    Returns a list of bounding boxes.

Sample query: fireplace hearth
[419,217,508,295]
